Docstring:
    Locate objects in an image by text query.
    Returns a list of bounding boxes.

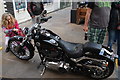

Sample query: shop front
[1,0,72,23]
[2,0,61,23]
[0,0,5,21]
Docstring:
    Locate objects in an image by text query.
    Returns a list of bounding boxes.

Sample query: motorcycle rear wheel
[9,39,34,60]
[90,58,114,79]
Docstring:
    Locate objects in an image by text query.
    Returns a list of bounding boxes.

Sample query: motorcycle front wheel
[8,39,34,60]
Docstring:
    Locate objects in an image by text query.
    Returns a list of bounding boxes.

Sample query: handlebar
[20,15,52,47]
[46,16,52,20]
[26,16,52,37]
[40,16,52,22]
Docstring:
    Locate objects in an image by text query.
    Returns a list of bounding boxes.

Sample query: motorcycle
[8,15,117,79]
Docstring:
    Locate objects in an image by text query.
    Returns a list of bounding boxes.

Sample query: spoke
[10,40,31,59]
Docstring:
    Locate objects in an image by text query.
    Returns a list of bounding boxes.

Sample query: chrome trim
[43,39,58,46]
[34,23,39,28]
[103,48,114,55]
[45,61,69,71]
[77,64,104,71]
[70,56,105,63]
[36,42,41,46]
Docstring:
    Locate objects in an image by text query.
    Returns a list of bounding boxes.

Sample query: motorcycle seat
[59,40,83,58]
[83,42,102,54]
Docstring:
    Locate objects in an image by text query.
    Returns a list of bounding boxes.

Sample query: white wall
[44,0,60,13]
[12,0,31,23]
[0,0,4,78]
[0,0,5,21]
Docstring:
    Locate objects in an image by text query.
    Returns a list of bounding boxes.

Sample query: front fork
[17,38,27,53]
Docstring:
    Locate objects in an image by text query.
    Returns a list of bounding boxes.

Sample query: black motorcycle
[8,16,117,79]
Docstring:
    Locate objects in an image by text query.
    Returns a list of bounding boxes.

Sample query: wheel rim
[91,65,110,79]
[10,41,31,59]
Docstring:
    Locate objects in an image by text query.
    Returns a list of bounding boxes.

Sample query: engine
[41,44,63,59]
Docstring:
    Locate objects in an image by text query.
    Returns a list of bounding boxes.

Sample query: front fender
[8,36,24,43]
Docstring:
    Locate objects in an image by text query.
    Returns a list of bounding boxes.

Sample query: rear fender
[99,48,116,62]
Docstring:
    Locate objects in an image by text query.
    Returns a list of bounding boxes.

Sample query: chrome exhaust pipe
[45,61,69,73]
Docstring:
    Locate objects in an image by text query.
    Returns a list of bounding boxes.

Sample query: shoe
[5,47,9,53]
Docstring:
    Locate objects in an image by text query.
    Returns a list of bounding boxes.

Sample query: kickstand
[37,62,46,76]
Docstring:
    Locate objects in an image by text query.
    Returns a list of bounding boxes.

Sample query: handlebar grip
[41,16,52,22]
[46,16,52,20]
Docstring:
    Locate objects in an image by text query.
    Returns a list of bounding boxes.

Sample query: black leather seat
[59,40,83,58]
[83,42,102,54]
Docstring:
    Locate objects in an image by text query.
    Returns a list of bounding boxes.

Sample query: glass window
[15,0,26,10]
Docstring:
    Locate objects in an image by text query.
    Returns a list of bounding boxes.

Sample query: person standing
[107,2,120,51]
[27,0,45,24]
[83,2,111,44]
[113,2,120,66]
[117,23,120,66]
[107,1,120,65]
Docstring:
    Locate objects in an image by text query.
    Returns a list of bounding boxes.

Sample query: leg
[113,30,117,43]
[38,15,41,23]
[31,17,36,24]
[88,27,98,43]
[98,28,107,44]
[32,16,39,24]
[116,30,120,64]
[36,16,40,23]
[107,30,116,50]
[5,37,10,48]
[5,37,10,52]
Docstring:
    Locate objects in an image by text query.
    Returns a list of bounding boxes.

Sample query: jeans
[32,15,41,24]
[107,30,117,50]
[5,37,10,48]
[116,30,120,61]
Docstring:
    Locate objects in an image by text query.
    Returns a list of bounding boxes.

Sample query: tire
[90,58,114,79]
[8,38,34,60]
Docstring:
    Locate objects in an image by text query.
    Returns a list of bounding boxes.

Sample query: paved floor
[0,7,119,79]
